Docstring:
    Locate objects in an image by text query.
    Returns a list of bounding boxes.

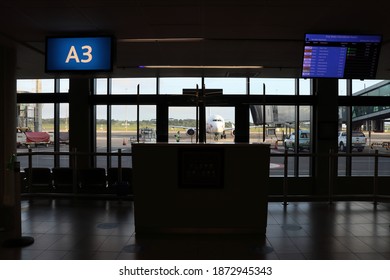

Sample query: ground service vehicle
[338,131,366,152]
[16,127,52,148]
[284,130,310,151]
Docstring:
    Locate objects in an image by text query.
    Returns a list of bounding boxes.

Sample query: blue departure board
[302,34,381,79]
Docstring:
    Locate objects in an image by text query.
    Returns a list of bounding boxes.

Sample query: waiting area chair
[23,167,53,193]
[52,167,74,193]
[77,168,107,194]
[107,167,133,196]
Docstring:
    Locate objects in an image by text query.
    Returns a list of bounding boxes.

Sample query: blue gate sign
[46,36,113,72]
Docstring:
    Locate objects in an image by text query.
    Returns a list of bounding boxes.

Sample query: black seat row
[22,167,133,195]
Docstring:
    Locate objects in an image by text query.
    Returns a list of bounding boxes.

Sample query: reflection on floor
[1,198,390,260]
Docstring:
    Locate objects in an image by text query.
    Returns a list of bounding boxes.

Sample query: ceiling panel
[0,0,388,78]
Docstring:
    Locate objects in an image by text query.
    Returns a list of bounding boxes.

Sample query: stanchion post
[72,148,78,194]
[136,84,140,143]
[283,150,288,206]
[2,160,34,247]
[118,149,122,182]
[27,148,32,189]
[13,160,22,237]
[373,149,379,205]
[328,148,334,204]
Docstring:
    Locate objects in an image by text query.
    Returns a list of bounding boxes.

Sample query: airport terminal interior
[1,1,390,260]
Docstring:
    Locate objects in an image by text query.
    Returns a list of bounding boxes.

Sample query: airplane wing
[222,124,235,137]
[224,123,235,131]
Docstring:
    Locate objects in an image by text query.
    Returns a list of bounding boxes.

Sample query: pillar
[235,104,250,143]
[313,79,339,194]
[156,102,169,142]
[0,46,17,207]
[69,78,93,168]
[0,44,34,246]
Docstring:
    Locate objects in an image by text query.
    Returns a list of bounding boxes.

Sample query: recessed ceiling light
[139,65,263,69]
[119,38,204,43]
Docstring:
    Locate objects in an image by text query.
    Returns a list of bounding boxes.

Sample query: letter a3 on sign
[45,36,113,72]
[65,45,93,63]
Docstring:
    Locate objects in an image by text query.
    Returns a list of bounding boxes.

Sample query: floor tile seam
[95,235,130,252]
[46,236,91,251]
[290,236,354,254]
[354,252,389,260]
[354,236,390,252]
[20,233,66,249]
[273,251,307,260]
[301,251,359,260]
[267,236,301,253]
[33,248,70,260]
[84,235,111,252]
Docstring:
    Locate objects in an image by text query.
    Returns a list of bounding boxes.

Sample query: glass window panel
[160,78,202,95]
[249,105,264,143]
[138,105,157,146]
[205,107,235,142]
[299,79,311,95]
[250,78,295,95]
[351,150,374,176]
[353,108,389,177]
[352,79,384,95]
[168,107,196,143]
[95,78,108,95]
[204,78,246,95]
[59,103,70,167]
[17,103,54,169]
[338,106,347,176]
[379,149,390,176]
[249,105,281,144]
[338,79,347,96]
[17,79,54,93]
[168,107,197,143]
[96,105,108,169]
[110,105,156,167]
[60,79,69,93]
[168,107,235,143]
[111,105,134,147]
[111,78,156,94]
[298,106,312,177]
[269,106,296,176]
[352,81,390,97]
[338,105,387,177]
[249,105,298,177]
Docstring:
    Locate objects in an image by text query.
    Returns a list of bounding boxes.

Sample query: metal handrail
[17,148,390,203]
[273,149,390,205]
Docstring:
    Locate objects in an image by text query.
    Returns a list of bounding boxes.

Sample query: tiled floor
[1,198,390,260]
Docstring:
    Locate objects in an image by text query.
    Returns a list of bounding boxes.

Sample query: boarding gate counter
[132,143,270,235]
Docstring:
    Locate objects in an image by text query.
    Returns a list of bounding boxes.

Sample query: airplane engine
[231,129,235,136]
[186,128,195,136]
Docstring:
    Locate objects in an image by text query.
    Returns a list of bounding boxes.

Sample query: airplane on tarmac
[172,114,235,141]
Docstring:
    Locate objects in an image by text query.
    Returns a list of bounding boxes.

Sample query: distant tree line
[42,118,234,128]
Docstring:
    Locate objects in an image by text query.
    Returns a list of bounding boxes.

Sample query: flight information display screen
[302,34,381,79]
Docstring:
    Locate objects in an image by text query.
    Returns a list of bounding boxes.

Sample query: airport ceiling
[0,0,389,79]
